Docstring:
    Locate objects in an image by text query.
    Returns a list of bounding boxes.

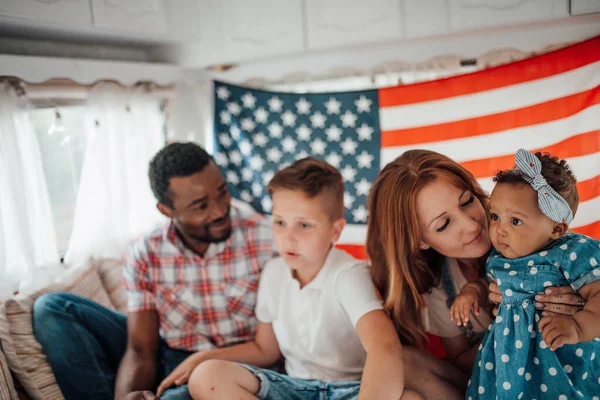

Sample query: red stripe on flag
[381,86,600,148]
[378,35,600,107]
[572,221,600,239]
[460,129,600,178]
[578,175,600,203]
[336,244,368,260]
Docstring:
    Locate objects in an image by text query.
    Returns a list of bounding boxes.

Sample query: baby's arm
[450,278,489,326]
[539,280,600,350]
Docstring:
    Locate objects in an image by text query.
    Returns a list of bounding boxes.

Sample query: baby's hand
[450,287,480,326]
[538,315,581,351]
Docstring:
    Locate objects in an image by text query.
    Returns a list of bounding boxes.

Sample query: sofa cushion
[0,344,19,400]
[0,266,114,400]
[93,258,127,313]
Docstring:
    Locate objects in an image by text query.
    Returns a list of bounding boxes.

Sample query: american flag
[213,35,600,258]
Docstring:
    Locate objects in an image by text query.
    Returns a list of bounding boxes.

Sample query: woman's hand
[156,352,205,396]
[535,286,586,316]
[489,283,585,316]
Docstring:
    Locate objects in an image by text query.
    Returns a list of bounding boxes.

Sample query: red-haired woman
[366,149,584,399]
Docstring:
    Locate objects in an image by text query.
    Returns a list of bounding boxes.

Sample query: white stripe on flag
[379,61,600,131]
[339,224,368,245]
[572,196,600,228]
[381,104,600,166]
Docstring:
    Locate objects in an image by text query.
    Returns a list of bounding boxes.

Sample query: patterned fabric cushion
[93,258,127,313]
[0,266,115,400]
[0,344,19,400]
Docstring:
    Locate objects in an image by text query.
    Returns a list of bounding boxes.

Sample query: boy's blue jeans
[32,292,193,400]
[241,364,361,400]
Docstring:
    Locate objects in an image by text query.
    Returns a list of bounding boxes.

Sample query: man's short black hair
[149,142,213,207]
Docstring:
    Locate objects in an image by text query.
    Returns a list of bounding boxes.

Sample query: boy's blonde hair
[267,157,345,220]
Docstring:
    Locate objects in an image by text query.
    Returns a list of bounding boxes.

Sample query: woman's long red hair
[366,150,489,347]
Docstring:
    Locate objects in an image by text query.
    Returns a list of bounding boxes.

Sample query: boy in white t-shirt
[156,157,422,400]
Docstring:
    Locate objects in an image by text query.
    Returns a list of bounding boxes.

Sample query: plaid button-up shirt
[123,201,275,351]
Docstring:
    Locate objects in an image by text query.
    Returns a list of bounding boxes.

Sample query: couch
[0,259,126,400]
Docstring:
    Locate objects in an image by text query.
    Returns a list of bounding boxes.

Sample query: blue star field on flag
[213,81,380,224]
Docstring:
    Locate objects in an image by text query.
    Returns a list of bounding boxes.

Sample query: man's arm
[114,310,160,400]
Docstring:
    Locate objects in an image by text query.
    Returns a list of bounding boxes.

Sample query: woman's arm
[156,322,281,396]
[356,309,405,400]
[441,335,478,374]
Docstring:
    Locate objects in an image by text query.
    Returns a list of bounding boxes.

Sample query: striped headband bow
[514,149,573,224]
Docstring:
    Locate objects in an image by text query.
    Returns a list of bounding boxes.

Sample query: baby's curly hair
[493,152,579,216]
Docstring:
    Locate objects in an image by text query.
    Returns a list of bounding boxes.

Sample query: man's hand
[450,288,480,326]
[156,353,204,396]
[122,391,158,400]
[539,315,581,351]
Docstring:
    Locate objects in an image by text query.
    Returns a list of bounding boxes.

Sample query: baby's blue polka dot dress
[467,233,600,400]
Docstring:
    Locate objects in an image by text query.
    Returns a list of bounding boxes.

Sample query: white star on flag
[267,147,283,163]
[325,125,342,142]
[282,110,297,127]
[355,178,372,196]
[218,133,232,147]
[227,102,241,116]
[295,98,312,114]
[355,95,372,113]
[226,170,239,185]
[341,138,358,155]
[341,110,358,127]
[230,125,241,139]
[220,111,231,124]
[325,152,342,168]
[216,86,230,100]
[356,151,374,168]
[261,197,273,212]
[310,138,327,155]
[310,112,327,128]
[241,118,256,132]
[229,150,242,166]
[239,140,252,156]
[352,205,368,222]
[252,182,263,196]
[281,136,297,153]
[344,192,355,209]
[296,125,312,141]
[268,122,284,138]
[240,190,252,202]
[254,107,269,123]
[357,123,374,141]
[214,152,228,167]
[242,92,257,108]
[296,150,309,160]
[253,132,268,147]
[241,167,253,182]
[341,165,357,182]
[262,171,275,186]
[250,154,265,170]
[325,97,342,114]
[268,96,283,112]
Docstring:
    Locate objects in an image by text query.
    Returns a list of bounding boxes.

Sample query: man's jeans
[32,292,194,400]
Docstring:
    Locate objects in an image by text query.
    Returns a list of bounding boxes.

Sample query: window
[30,105,87,254]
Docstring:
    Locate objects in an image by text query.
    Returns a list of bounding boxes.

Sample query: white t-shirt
[255,248,383,382]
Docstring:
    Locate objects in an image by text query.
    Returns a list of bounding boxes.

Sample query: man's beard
[187,211,232,243]
[188,226,232,243]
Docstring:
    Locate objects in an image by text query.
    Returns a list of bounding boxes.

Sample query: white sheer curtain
[65,82,167,267]
[0,82,59,298]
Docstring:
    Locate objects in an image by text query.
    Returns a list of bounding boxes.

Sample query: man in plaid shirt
[34,143,275,400]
